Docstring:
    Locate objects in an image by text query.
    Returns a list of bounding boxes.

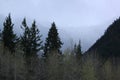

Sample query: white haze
[0,0,120,51]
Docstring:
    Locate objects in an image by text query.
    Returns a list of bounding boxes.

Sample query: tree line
[1,14,120,80]
[0,14,83,80]
[0,14,82,58]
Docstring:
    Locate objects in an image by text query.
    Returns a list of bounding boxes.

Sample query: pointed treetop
[22,18,27,27]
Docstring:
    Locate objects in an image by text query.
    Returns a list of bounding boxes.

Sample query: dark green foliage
[88,17,120,58]
[1,14,17,53]
[74,40,82,59]
[21,19,43,57]
[0,29,1,40]
[20,18,31,57]
[30,20,43,55]
[43,22,63,57]
[1,13,120,80]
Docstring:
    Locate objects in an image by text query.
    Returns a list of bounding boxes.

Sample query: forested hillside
[0,14,120,80]
[88,17,120,58]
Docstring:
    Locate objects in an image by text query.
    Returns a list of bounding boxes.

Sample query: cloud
[0,0,120,51]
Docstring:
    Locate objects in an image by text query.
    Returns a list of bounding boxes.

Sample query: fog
[0,0,120,51]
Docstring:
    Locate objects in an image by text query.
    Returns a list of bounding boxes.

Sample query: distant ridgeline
[87,17,120,58]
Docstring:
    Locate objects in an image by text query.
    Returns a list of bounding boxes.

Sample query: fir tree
[74,40,82,59]
[20,18,31,57]
[2,14,17,53]
[43,22,63,57]
[21,19,43,57]
[30,20,43,55]
[0,29,1,40]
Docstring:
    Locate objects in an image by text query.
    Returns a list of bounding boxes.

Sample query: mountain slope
[87,17,120,57]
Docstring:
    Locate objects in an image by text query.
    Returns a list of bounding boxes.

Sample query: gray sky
[0,0,120,51]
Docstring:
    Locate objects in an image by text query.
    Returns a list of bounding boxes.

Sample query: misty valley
[0,12,120,80]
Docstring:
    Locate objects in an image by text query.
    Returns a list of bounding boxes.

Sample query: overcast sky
[0,0,120,51]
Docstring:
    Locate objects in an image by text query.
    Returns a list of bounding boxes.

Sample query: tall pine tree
[20,18,31,57]
[21,20,43,80]
[0,29,1,40]
[30,20,43,56]
[43,22,63,57]
[2,14,17,53]
[21,19,43,57]
[74,40,82,59]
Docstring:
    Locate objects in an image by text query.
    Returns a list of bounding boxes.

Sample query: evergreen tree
[43,22,63,57]
[74,40,82,59]
[21,19,43,57]
[74,43,77,55]
[0,29,1,40]
[2,14,17,53]
[76,41,82,56]
[30,20,43,55]
[20,18,31,57]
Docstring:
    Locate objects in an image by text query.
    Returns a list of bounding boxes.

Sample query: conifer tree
[0,29,1,40]
[30,20,43,55]
[2,14,17,53]
[20,18,31,57]
[74,40,82,59]
[43,22,63,57]
[21,19,43,57]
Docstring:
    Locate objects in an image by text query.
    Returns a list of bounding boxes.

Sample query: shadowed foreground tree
[81,55,98,80]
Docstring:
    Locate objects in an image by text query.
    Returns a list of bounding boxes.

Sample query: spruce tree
[74,40,82,59]
[0,29,1,40]
[43,22,63,57]
[20,18,31,57]
[30,20,43,55]
[21,19,43,57]
[2,14,17,53]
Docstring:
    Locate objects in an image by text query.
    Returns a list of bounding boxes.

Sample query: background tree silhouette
[20,18,31,57]
[30,20,43,56]
[74,40,82,60]
[21,19,43,57]
[43,22,63,57]
[2,14,17,53]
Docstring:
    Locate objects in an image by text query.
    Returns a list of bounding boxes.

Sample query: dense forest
[88,17,120,57]
[0,14,120,80]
